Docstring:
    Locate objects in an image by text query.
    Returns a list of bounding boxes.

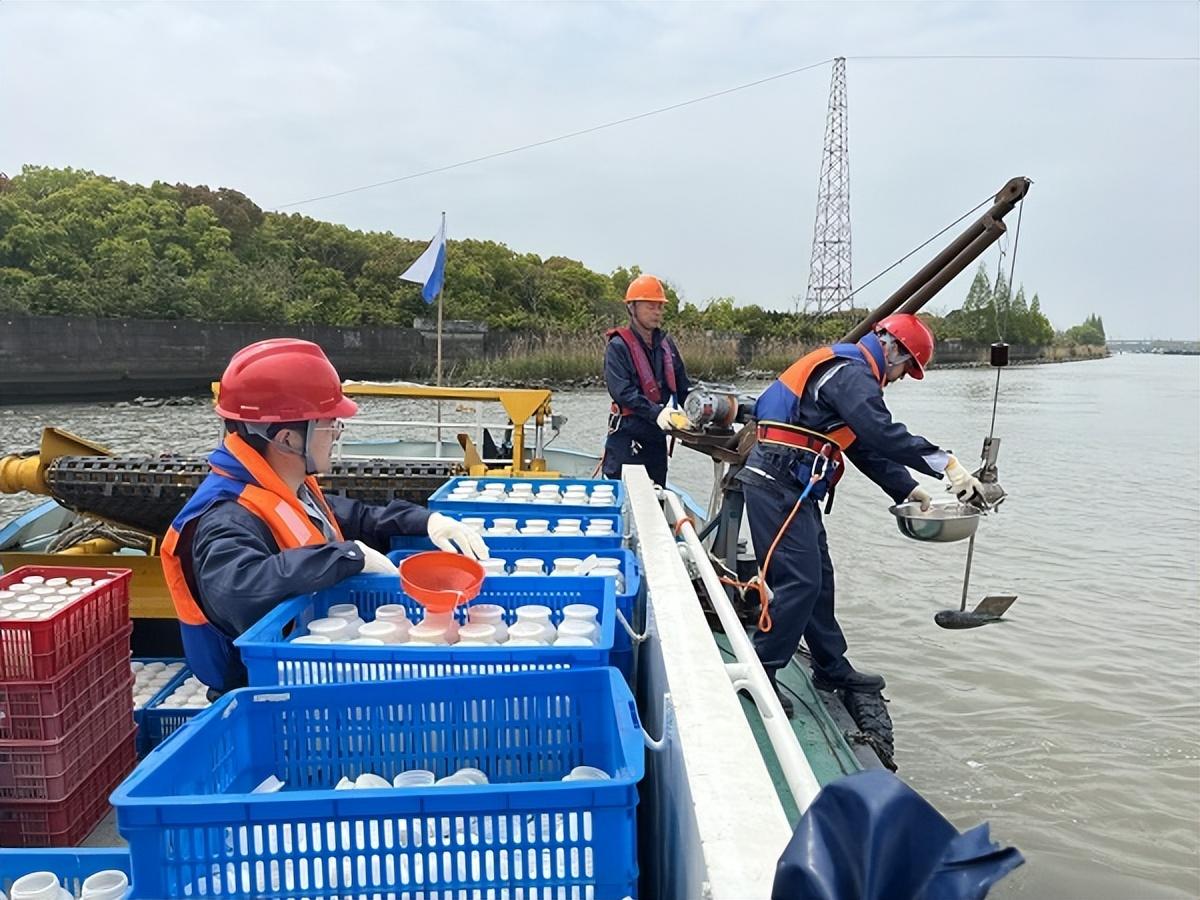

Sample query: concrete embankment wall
[0,315,512,403]
[0,314,1107,403]
[932,340,1108,365]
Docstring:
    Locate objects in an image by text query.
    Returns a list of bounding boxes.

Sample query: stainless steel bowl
[888,499,981,543]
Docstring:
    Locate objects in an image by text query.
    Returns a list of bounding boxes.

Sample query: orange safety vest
[161,432,344,688]
[755,342,886,484]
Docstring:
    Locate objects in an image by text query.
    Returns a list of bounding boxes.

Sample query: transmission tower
[803,57,852,315]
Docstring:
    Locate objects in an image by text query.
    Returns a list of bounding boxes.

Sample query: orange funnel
[398,551,485,614]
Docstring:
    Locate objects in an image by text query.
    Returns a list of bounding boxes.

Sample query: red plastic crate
[0,567,131,681]
[0,729,137,847]
[0,626,132,741]
[0,680,134,801]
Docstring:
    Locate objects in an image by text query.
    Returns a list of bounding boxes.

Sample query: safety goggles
[313,419,346,438]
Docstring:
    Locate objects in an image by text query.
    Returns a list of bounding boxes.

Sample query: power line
[847,193,994,301]
[274,51,1198,210]
[274,57,835,209]
[849,53,1199,62]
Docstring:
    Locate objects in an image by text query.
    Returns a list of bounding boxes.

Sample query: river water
[1,353,1197,898]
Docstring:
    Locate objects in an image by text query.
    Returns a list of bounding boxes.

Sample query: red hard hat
[875,314,934,380]
[625,274,667,304]
[215,339,359,422]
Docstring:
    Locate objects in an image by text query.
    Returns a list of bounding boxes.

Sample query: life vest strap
[757,424,838,453]
[607,326,677,410]
[756,423,847,486]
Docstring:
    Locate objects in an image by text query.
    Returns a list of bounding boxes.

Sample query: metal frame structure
[804,57,853,315]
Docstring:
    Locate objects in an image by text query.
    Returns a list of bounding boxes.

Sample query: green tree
[1063,313,1105,346]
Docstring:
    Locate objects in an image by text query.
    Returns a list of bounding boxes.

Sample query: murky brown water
[1,354,1197,898]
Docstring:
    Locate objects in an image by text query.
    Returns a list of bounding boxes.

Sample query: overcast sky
[2,1,1197,339]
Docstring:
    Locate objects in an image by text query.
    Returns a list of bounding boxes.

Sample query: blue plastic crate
[236,573,616,687]
[389,547,643,668]
[132,657,188,757]
[140,665,211,756]
[390,525,623,553]
[0,848,130,898]
[438,509,623,540]
[112,669,643,899]
[429,476,625,516]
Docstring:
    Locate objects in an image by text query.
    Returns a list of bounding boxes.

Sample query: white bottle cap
[393,769,436,787]
[558,620,597,642]
[457,623,497,644]
[373,604,411,623]
[562,603,599,622]
[10,870,64,900]
[357,621,401,643]
[507,621,549,643]
[562,765,611,782]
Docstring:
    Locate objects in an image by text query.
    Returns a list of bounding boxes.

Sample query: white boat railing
[659,486,823,813]
[624,468,793,900]
[342,416,531,460]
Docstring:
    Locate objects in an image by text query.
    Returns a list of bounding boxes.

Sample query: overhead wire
[988,198,1025,442]
[274,57,835,209]
[848,53,1198,62]
[845,194,993,303]
[990,240,1009,343]
[274,52,1196,210]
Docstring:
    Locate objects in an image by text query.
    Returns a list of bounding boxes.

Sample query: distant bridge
[1108,339,1200,355]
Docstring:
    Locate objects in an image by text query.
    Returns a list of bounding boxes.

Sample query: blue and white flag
[400,215,446,304]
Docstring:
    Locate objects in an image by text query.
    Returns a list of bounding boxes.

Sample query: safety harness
[605,326,678,415]
[754,341,887,490]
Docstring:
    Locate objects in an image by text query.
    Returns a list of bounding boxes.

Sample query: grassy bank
[448,330,817,385]
[446,330,1108,386]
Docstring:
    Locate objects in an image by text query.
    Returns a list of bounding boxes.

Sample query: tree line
[0,166,1102,346]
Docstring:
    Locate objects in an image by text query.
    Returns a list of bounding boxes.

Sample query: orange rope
[673,515,696,537]
[710,494,805,634]
[753,496,805,633]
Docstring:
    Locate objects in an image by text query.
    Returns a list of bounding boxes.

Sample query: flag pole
[435,211,445,387]
[434,211,445,456]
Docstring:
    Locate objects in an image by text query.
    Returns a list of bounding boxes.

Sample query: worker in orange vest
[737,315,986,714]
[162,339,487,694]
[603,274,692,486]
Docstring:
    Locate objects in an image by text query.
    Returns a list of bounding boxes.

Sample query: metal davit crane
[841,176,1030,342]
[675,175,1032,609]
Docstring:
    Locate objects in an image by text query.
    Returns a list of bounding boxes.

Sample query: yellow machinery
[0,385,565,620]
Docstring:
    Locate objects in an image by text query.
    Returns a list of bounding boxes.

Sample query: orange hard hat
[215,338,359,422]
[875,314,934,380]
[625,274,667,304]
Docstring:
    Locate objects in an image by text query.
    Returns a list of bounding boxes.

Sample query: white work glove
[353,540,399,576]
[656,404,691,433]
[906,485,933,512]
[943,456,984,504]
[426,512,490,560]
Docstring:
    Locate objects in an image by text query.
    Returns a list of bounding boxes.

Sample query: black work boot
[767,670,795,718]
[812,668,886,694]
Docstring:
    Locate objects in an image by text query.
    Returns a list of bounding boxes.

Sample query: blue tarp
[772,770,1024,900]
